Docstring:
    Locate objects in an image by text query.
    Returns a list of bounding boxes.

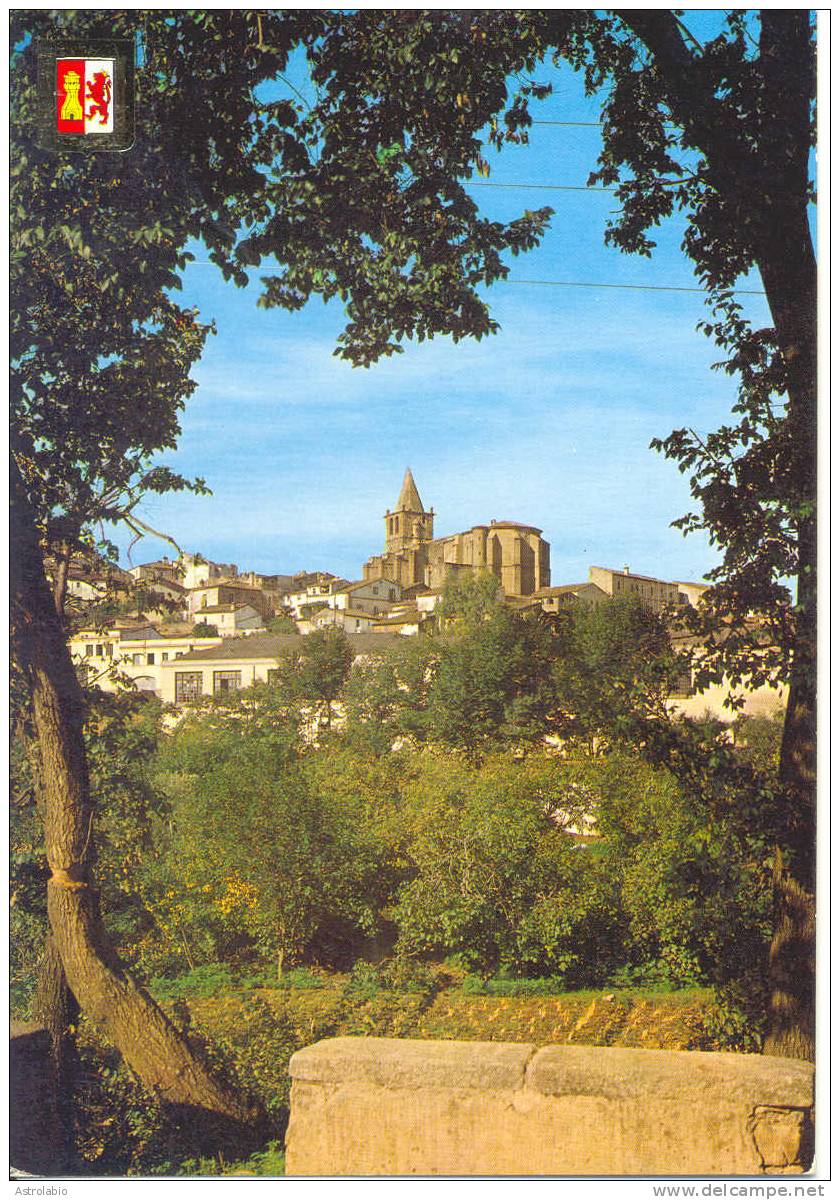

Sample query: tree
[393,752,624,980]
[266,614,300,635]
[553,595,680,749]
[192,621,219,638]
[232,10,812,1058]
[281,628,354,728]
[12,13,814,1102]
[342,636,439,752]
[425,601,559,750]
[153,706,385,977]
[10,9,325,1146]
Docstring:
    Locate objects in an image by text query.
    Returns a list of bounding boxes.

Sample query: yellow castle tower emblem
[60,70,83,122]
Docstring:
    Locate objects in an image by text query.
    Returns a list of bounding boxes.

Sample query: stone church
[363,469,550,597]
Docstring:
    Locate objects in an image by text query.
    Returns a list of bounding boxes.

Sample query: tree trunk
[620,7,817,1063]
[22,703,82,1168]
[754,206,817,1062]
[32,934,80,1172]
[50,539,73,615]
[10,459,264,1141]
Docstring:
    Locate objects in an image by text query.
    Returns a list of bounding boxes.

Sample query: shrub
[149,962,237,999]
[193,994,298,1119]
[461,974,569,997]
[171,1142,285,1177]
[606,960,678,991]
[694,971,770,1053]
[273,967,326,991]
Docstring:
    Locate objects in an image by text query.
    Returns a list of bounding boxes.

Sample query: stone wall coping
[289,1037,536,1091]
[527,1045,814,1106]
[289,1037,814,1108]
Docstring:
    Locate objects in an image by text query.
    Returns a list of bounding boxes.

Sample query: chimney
[623,565,630,575]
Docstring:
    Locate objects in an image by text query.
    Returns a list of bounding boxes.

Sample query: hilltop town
[63,469,784,721]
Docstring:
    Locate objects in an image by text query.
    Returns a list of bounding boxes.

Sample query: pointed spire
[396,467,424,513]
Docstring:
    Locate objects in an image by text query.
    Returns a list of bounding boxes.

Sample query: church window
[394,516,399,533]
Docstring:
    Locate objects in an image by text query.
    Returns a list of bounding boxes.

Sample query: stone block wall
[285,1037,813,1176]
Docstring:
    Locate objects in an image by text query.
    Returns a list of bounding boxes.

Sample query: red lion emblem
[85,71,112,125]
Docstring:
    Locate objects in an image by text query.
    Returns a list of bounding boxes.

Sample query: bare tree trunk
[11,459,264,1139]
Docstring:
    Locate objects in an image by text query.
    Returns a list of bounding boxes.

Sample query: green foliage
[731,710,785,776]
[553,595,679,745]
[341,637,439,751]
[192,621,219,637]
[278,628,354,727]
[196,994,299,1119]
[73,1035,186,1174]
[606,961,680,992]
[150,707,386,975]
[425,606,560,749]
[149,963,238,1000]
[266,614,299,635]
[590,751,774,988]
[461,974,568,998]
[392,753,624,981]
[695,971,770,1054]
[437,570,505,623]
[172,1142,285,1178]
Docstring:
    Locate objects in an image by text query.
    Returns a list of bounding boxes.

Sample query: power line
[530,119,600,127]
[469,180,613,193]
[184,259,764,297]
[502,278,765,296]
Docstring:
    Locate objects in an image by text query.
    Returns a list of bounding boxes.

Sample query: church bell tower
[384,467,434,554]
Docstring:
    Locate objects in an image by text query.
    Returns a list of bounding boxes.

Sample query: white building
[194,603,265,637]
[159,632,399,705]
[313,607,377,634]
[285,573,350,620]
[69,623,223,696]
[177,552,239,590]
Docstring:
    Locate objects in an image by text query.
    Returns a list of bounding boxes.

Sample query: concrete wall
[285,1038,813,1177]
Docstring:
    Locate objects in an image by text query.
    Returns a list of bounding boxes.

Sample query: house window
[132,653,143,665]
[175,671,203,703]
[267,668,280,686]
[106,644,113,658]
[213,670,241,695]
[162,652,169,662]
[389,588,396,601]
[85,644,94,657]
[146,653,155,665]
[95,643,104,656]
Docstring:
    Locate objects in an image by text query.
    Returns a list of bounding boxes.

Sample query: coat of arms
[56,58,114,134]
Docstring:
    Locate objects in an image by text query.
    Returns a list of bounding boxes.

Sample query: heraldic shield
[36,39,134,152]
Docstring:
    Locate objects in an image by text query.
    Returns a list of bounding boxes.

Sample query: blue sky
[122,22,772,588]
